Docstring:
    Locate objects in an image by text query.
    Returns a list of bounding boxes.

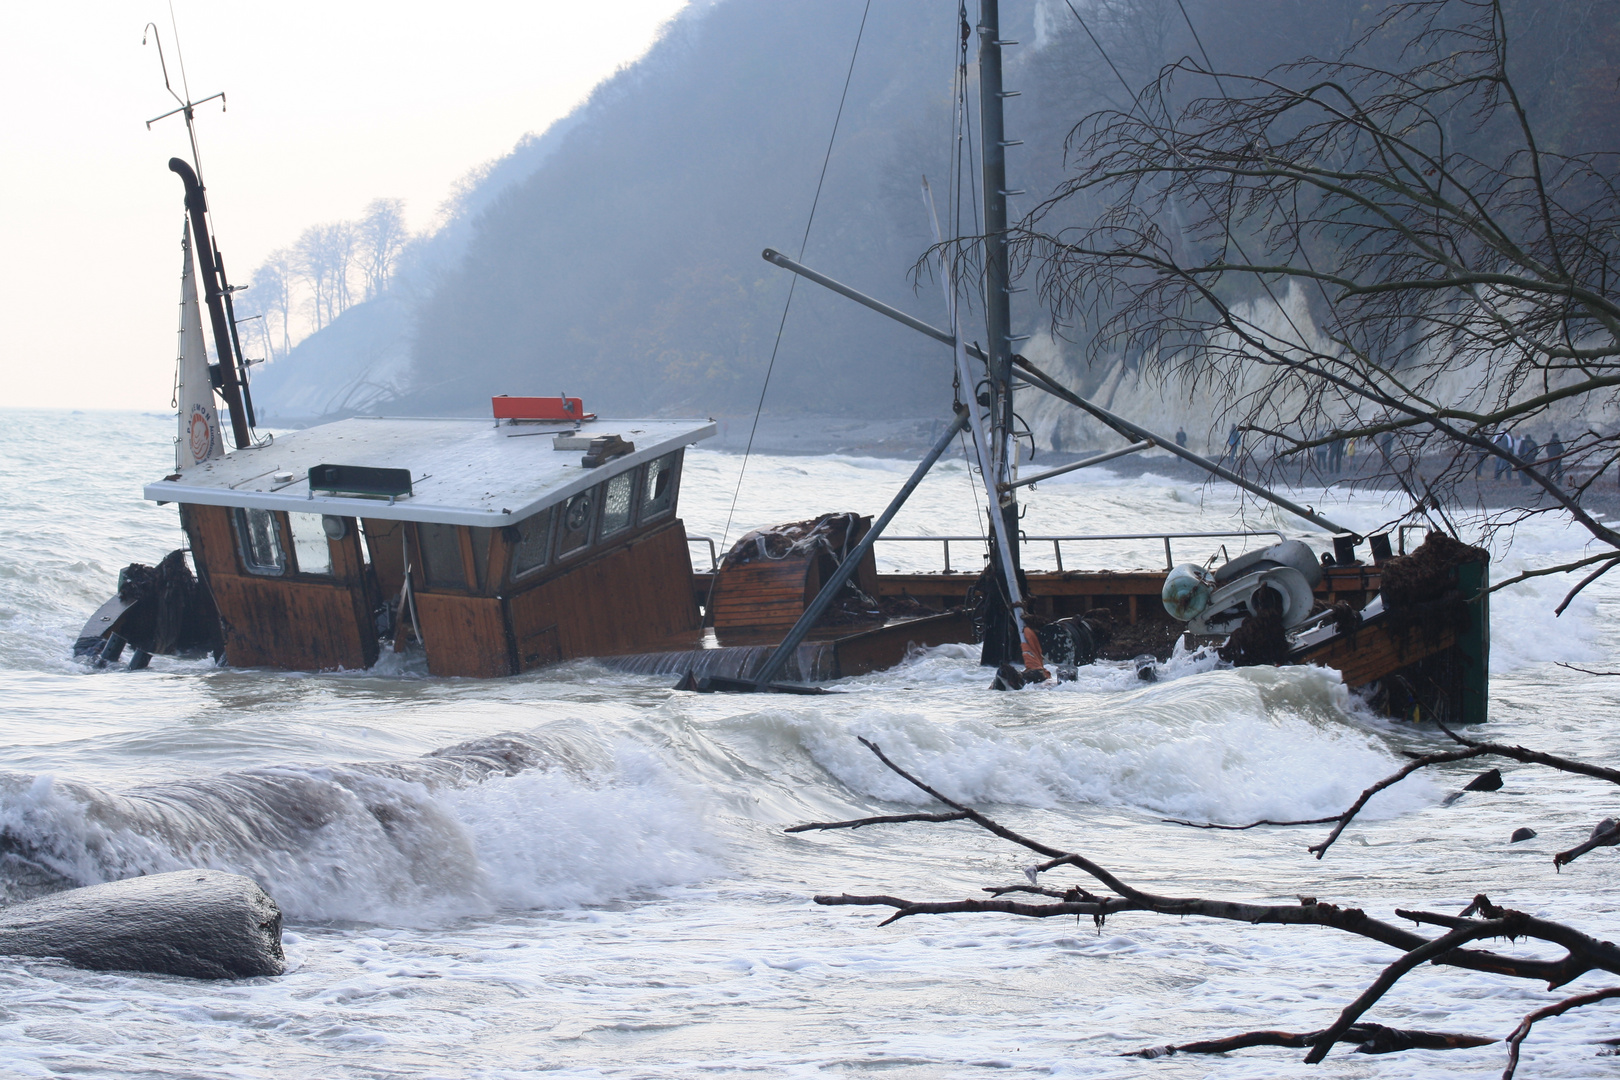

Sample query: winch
[1161,539,1323,635]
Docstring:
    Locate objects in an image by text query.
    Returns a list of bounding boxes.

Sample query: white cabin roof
[144,416,716,526]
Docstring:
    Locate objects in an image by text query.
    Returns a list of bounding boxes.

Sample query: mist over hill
[252,0,1620,453]
[256,0,977,426]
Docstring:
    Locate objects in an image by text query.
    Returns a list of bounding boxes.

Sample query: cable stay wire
[717,0,875,555]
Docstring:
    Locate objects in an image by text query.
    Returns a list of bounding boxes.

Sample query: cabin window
[640,453,677,521]
[417,522,467,589]
[510,508,553,579]
[557,488,596,557]
[287,513,332,576]
[234,508,286,576]
[601,472,634,537]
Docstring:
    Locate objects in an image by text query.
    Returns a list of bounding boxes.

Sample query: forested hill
[254,0,1620,433]
[402,0,967,421]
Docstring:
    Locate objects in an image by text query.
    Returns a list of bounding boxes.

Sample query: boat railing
[1396,523,1428,555]
[687,534,720,571]
[876,530,1286,573]
[687,529,1284,573]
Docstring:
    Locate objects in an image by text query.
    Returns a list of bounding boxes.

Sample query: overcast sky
[0,0,691,411]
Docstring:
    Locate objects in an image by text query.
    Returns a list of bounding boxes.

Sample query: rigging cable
[717,0,874,554]
[950,0,988,547]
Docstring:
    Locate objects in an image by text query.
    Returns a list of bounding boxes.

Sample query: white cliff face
[1022,281,1619,457]
[248,294,416,423]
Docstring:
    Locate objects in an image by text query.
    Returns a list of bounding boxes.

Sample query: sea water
[1,407,1618,1078]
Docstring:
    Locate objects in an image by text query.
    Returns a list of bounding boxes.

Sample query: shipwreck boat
[76,1,1490,724]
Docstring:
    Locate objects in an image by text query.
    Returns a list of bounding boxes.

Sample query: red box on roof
[492,396,589,421]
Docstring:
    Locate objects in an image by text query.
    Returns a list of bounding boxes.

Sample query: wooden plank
[457,526,480,593]
[711,555,813,634]
[362,519,407,601]
[182,504,237,576]
[1296,615,1456,688]
[507,520,700,670]
[328,520,366,584]
[484,526,513,597]
[208,574,376,671]
[414,593,513,677]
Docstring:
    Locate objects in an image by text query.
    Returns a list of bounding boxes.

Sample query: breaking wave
[688,657,1434,827]
[0,726,719,923]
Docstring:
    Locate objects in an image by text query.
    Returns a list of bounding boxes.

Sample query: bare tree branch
[1127,1023,1495,1058]
[1502,986,1620,1079]
[934,0,1620,591]
[795,738,1620,1070]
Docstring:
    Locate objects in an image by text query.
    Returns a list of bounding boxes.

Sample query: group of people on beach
[1478,429,1565,485]
[1172,422,1570,488]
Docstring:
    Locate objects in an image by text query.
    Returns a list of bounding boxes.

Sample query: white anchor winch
[1161,539,1323,635]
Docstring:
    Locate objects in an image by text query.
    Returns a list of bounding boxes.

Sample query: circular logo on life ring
[188,405,215,462]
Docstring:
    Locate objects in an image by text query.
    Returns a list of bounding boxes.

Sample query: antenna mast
[144,22,256,450]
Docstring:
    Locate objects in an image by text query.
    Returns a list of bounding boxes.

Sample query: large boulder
[0,869,284,979]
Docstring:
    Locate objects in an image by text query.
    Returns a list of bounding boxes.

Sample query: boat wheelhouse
[145,412,714,676]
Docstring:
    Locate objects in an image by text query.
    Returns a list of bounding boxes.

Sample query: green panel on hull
[1456,559,1490,724]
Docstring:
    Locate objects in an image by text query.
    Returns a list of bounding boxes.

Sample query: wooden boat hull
[83,499,1486,724]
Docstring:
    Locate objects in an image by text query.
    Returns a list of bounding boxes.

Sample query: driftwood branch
[1169,724,1620,864]
[1304,918,1510,1062]
[795,739,1620,1068]
[785,811,969,833]
[1502,986,1620,1080]
[1161,814,1340,830]
[1437,724,1620,786]
[1307,748,1492,857]
[1554,819,1620,869]
[1126,1023,1495,1058]
[1555,662,1620,677]
[1168,746,1490,856]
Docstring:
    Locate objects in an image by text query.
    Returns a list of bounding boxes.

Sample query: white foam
[444,740,721,911]
[782,663,1433,825]
[0,731,720,925]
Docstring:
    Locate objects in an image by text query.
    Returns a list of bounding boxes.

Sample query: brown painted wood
[208,573,375,671]
[1296,615,1457,688]
[328,520,366,584]
[183,504,237,575]
[507,520,700,671]
[362,519,407,601]
[415,593,513,677]
[482,527,512,597]
[710,555,815,637]
[458,526,480,592]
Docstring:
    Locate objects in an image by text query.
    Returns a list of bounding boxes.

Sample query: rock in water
[1511,827,1537,843]
[0,869,284,979]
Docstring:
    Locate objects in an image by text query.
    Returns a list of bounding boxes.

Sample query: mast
[170,158,253,449]
[976,0,1030,667]
[978,0,1014,444]
[145,24,255,450]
